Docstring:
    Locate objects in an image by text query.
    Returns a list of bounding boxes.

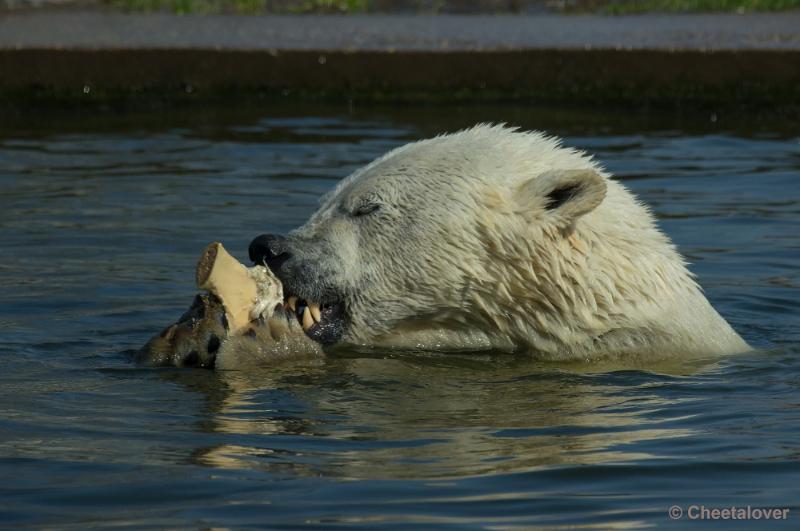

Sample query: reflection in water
[1,105,798,528]
[187,354,705,479]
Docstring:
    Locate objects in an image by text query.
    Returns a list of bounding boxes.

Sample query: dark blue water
[1,105,799,529]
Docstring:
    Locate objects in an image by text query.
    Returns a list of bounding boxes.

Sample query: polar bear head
[249,124,746,358]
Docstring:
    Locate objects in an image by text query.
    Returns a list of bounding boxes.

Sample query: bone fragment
[196,242,258,333]
[138,242,317,369]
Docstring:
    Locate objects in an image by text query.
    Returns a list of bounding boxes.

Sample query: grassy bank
[104,0,367,14]
[595,0,800,14]
[100,0,800,15]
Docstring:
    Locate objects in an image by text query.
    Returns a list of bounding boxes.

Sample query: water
[1,104,799,529]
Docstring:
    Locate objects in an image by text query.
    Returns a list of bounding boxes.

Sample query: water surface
[1,104,798,528]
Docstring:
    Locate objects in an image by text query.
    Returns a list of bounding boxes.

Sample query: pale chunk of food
[137,242,320,369]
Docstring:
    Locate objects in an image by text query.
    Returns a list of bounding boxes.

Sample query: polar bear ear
[519,169,607,223]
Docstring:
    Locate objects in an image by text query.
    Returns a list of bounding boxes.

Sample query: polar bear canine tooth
[302,306,314,330]
[309,302,321,323]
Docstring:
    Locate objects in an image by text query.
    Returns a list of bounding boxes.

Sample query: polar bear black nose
[249,234,291,271]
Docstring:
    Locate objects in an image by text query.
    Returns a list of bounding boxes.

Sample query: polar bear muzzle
[249,233,348,346]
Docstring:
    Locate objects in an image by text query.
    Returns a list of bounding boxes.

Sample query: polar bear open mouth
[280,294,347,345]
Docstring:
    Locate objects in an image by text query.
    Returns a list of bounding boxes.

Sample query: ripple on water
[0,108,798,528]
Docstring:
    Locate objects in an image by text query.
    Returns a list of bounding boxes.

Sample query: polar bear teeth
[284,297,322,332]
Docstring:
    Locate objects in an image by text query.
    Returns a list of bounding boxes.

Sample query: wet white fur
[306,124,749,360]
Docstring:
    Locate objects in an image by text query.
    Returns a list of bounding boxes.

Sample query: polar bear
[248,124,748,361]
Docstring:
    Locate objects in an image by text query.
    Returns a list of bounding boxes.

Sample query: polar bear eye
[352,203,380,217]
